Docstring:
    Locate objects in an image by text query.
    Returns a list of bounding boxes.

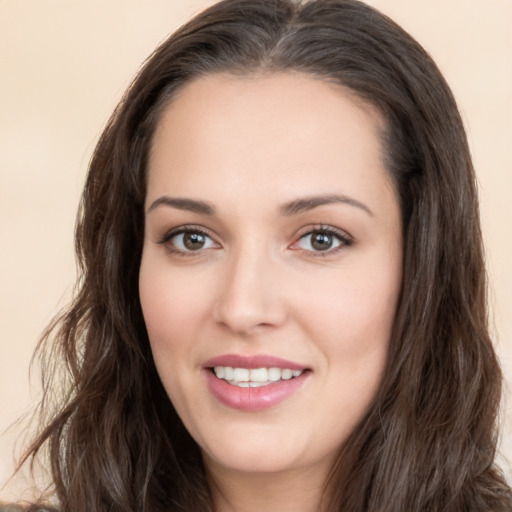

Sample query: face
[139,73,402,481]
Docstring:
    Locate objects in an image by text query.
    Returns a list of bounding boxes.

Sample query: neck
[205,457,331,512]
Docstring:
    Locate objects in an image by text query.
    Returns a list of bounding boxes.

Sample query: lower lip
[205,370,309,411]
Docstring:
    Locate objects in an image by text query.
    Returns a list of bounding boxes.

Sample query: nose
[213,247,287,336]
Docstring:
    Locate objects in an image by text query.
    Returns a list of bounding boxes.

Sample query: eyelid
[155,223,353,257]
[156,224,211,243]
[289,224,354,254]
[156,224,221,255]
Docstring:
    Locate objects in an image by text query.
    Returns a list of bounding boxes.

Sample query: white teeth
[226,380,269,388]
[212,366,304,387]
[233,368,249,382]
[268,367,281,381]
[281,369,293,380]
[249,368,268,382]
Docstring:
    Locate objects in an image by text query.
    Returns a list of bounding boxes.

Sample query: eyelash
[156,224,354,257]
[291,225,354,257]
[157,225,216,257]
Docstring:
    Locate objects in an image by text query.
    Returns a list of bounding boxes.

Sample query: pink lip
[204,354,307,371]
[203,354,310,412]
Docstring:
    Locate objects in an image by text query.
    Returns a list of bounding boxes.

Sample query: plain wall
[1,0,511,501]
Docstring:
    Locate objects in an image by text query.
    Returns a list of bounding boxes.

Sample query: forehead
[147,72,394,211]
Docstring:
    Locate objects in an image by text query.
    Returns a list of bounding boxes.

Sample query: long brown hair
[18,0,511,510]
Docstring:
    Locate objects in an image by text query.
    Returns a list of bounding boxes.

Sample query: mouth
[210,366,305,388]
[203,354,311,411]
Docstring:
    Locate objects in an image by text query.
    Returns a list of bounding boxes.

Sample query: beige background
[1,0,511,501]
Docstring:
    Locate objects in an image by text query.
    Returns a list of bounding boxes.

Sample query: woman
[9,0,511,510]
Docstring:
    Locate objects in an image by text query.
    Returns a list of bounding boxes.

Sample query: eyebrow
[279,194,373,217]
[147,196,216,215]
[147,193,373,217]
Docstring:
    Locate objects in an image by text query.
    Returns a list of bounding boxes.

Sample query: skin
[139,72,403,512]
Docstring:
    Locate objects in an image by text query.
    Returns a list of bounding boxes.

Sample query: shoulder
[0,503,58,512]
[0,504,24,512]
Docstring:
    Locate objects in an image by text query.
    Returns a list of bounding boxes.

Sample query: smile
[204,356,310,411]
[213,366,303,387]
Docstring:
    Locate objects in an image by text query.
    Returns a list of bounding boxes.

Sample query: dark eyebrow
[279,194,373,217]
[147,196,216,215]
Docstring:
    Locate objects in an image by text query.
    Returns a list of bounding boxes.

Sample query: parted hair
[19,0,511,510]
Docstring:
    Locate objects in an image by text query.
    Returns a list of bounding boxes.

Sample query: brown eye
[310,232,334,251]
[164,230,218,253]
[294,228,351,254]
[183,232,207,250]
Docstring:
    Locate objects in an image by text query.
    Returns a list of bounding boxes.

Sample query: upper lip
[203,354,308,371]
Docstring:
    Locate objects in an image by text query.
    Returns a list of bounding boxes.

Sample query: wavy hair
[18,0,511,510]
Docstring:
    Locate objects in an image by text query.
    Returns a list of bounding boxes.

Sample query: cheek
[295,252,401,396]
[300,267,399,344]
[138,258,214,416]
[308,271,399,422]
[138,257,211,355]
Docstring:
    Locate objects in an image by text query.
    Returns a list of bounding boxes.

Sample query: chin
[196,421,325,476]
[204,445,304,475]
